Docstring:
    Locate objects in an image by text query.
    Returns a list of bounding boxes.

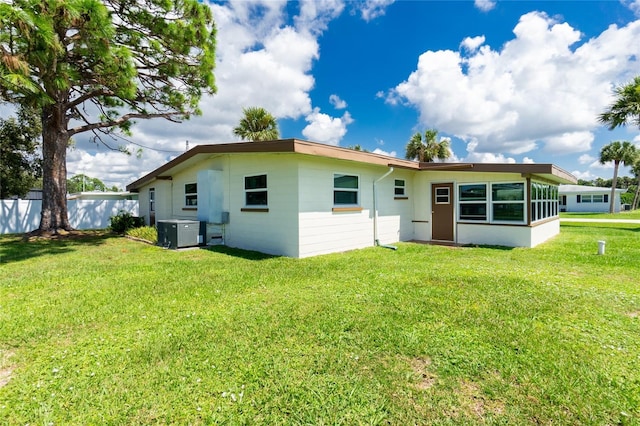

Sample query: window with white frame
[149,188,155,212]
[459,184,487,221]
[531,182,558,222]
[491,182,525,222]
[577,194,608,203]
[185,183,197,207]
[394,179,406,197]
[244,174,268,206]
[334,174,359,205]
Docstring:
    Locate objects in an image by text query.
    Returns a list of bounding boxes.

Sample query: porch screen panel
[459,184,487,221]
[491,183,524,222]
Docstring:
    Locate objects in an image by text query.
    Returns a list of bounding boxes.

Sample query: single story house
[558,185,623,213]
[126,139,576,258]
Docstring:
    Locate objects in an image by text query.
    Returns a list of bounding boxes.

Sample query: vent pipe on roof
[373,167,397,250]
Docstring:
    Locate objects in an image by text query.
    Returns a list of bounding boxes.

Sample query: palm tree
[233,107,279,141]
[405,129,451,162]
[631,159,640,210]
[599,140,638,213]
[598,76,640,130]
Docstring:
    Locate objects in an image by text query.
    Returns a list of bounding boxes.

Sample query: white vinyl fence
[1,199,139,234]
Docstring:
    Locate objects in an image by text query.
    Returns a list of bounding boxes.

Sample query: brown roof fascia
[291,139,418,169]
[418,163,475,170]
[416,162,575,184]
[127,139,576,191]
[127,139,419,191]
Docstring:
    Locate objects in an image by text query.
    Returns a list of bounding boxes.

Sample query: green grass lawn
[1,224,639,425]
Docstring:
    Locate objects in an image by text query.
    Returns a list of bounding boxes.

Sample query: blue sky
[64,0,640,188]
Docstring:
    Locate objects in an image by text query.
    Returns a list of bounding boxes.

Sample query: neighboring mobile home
[126,139,576,258]
[558,185,623,213]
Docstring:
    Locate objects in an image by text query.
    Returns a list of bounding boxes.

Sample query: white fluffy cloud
[474,0,496,12]
[329,94,348,109]
[623,0,640,17]
[388,12,640,161]
[360,0,395,21]
[67,1,355,188]
[302,108,354,145]
[372,147,397,157]
[579,154,596,165]
[460,35,485,52]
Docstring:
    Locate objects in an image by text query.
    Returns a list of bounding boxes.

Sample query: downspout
[373,167,397,250]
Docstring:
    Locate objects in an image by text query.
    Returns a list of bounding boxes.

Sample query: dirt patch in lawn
[452,378,505,419]
[23,229,111,242]
[0,349,16,389]
[409,356,437,390]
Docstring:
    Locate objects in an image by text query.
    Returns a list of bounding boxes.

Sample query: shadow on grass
[201,245,280,261]
[460,244,515,251]
[0,231,114,264]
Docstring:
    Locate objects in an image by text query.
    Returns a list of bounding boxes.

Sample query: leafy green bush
[125,226,158,244]
[109,210,145,234]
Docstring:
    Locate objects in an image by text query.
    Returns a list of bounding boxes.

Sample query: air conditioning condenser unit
[157,220,205,249]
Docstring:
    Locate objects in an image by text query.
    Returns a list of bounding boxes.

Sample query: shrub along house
[126,139,576,258]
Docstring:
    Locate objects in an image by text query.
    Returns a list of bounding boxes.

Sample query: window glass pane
[394,179,404,187]
[334,174,358,189]
[185,195,198,206]
[459,184,486,201]
[582,195,592,203]
[435,187,450,204]
[334,191,358,205]
[531,202,537,221]
[395,187,405,196]
[460,203,486,220]
[185,183,197,194]
[246,191,267,206]
[245,175,267,190]
[593,195,603,203]
[492,183,524,201]
[493,203,524,221]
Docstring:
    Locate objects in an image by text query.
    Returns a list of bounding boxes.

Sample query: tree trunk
[38,103,72,232]
[609,162,619,214]
[633,176,640,210]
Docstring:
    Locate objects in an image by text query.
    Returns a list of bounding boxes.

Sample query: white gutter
[373,167,397,250]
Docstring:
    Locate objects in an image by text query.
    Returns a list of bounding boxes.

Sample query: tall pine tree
[0,0,216,233]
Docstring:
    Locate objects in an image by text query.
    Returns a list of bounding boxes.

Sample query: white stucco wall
[296,157,414,258]
[456,223,532,247]
[530,219,560,247]
[456,219,559,248]
[224,154,300,257]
